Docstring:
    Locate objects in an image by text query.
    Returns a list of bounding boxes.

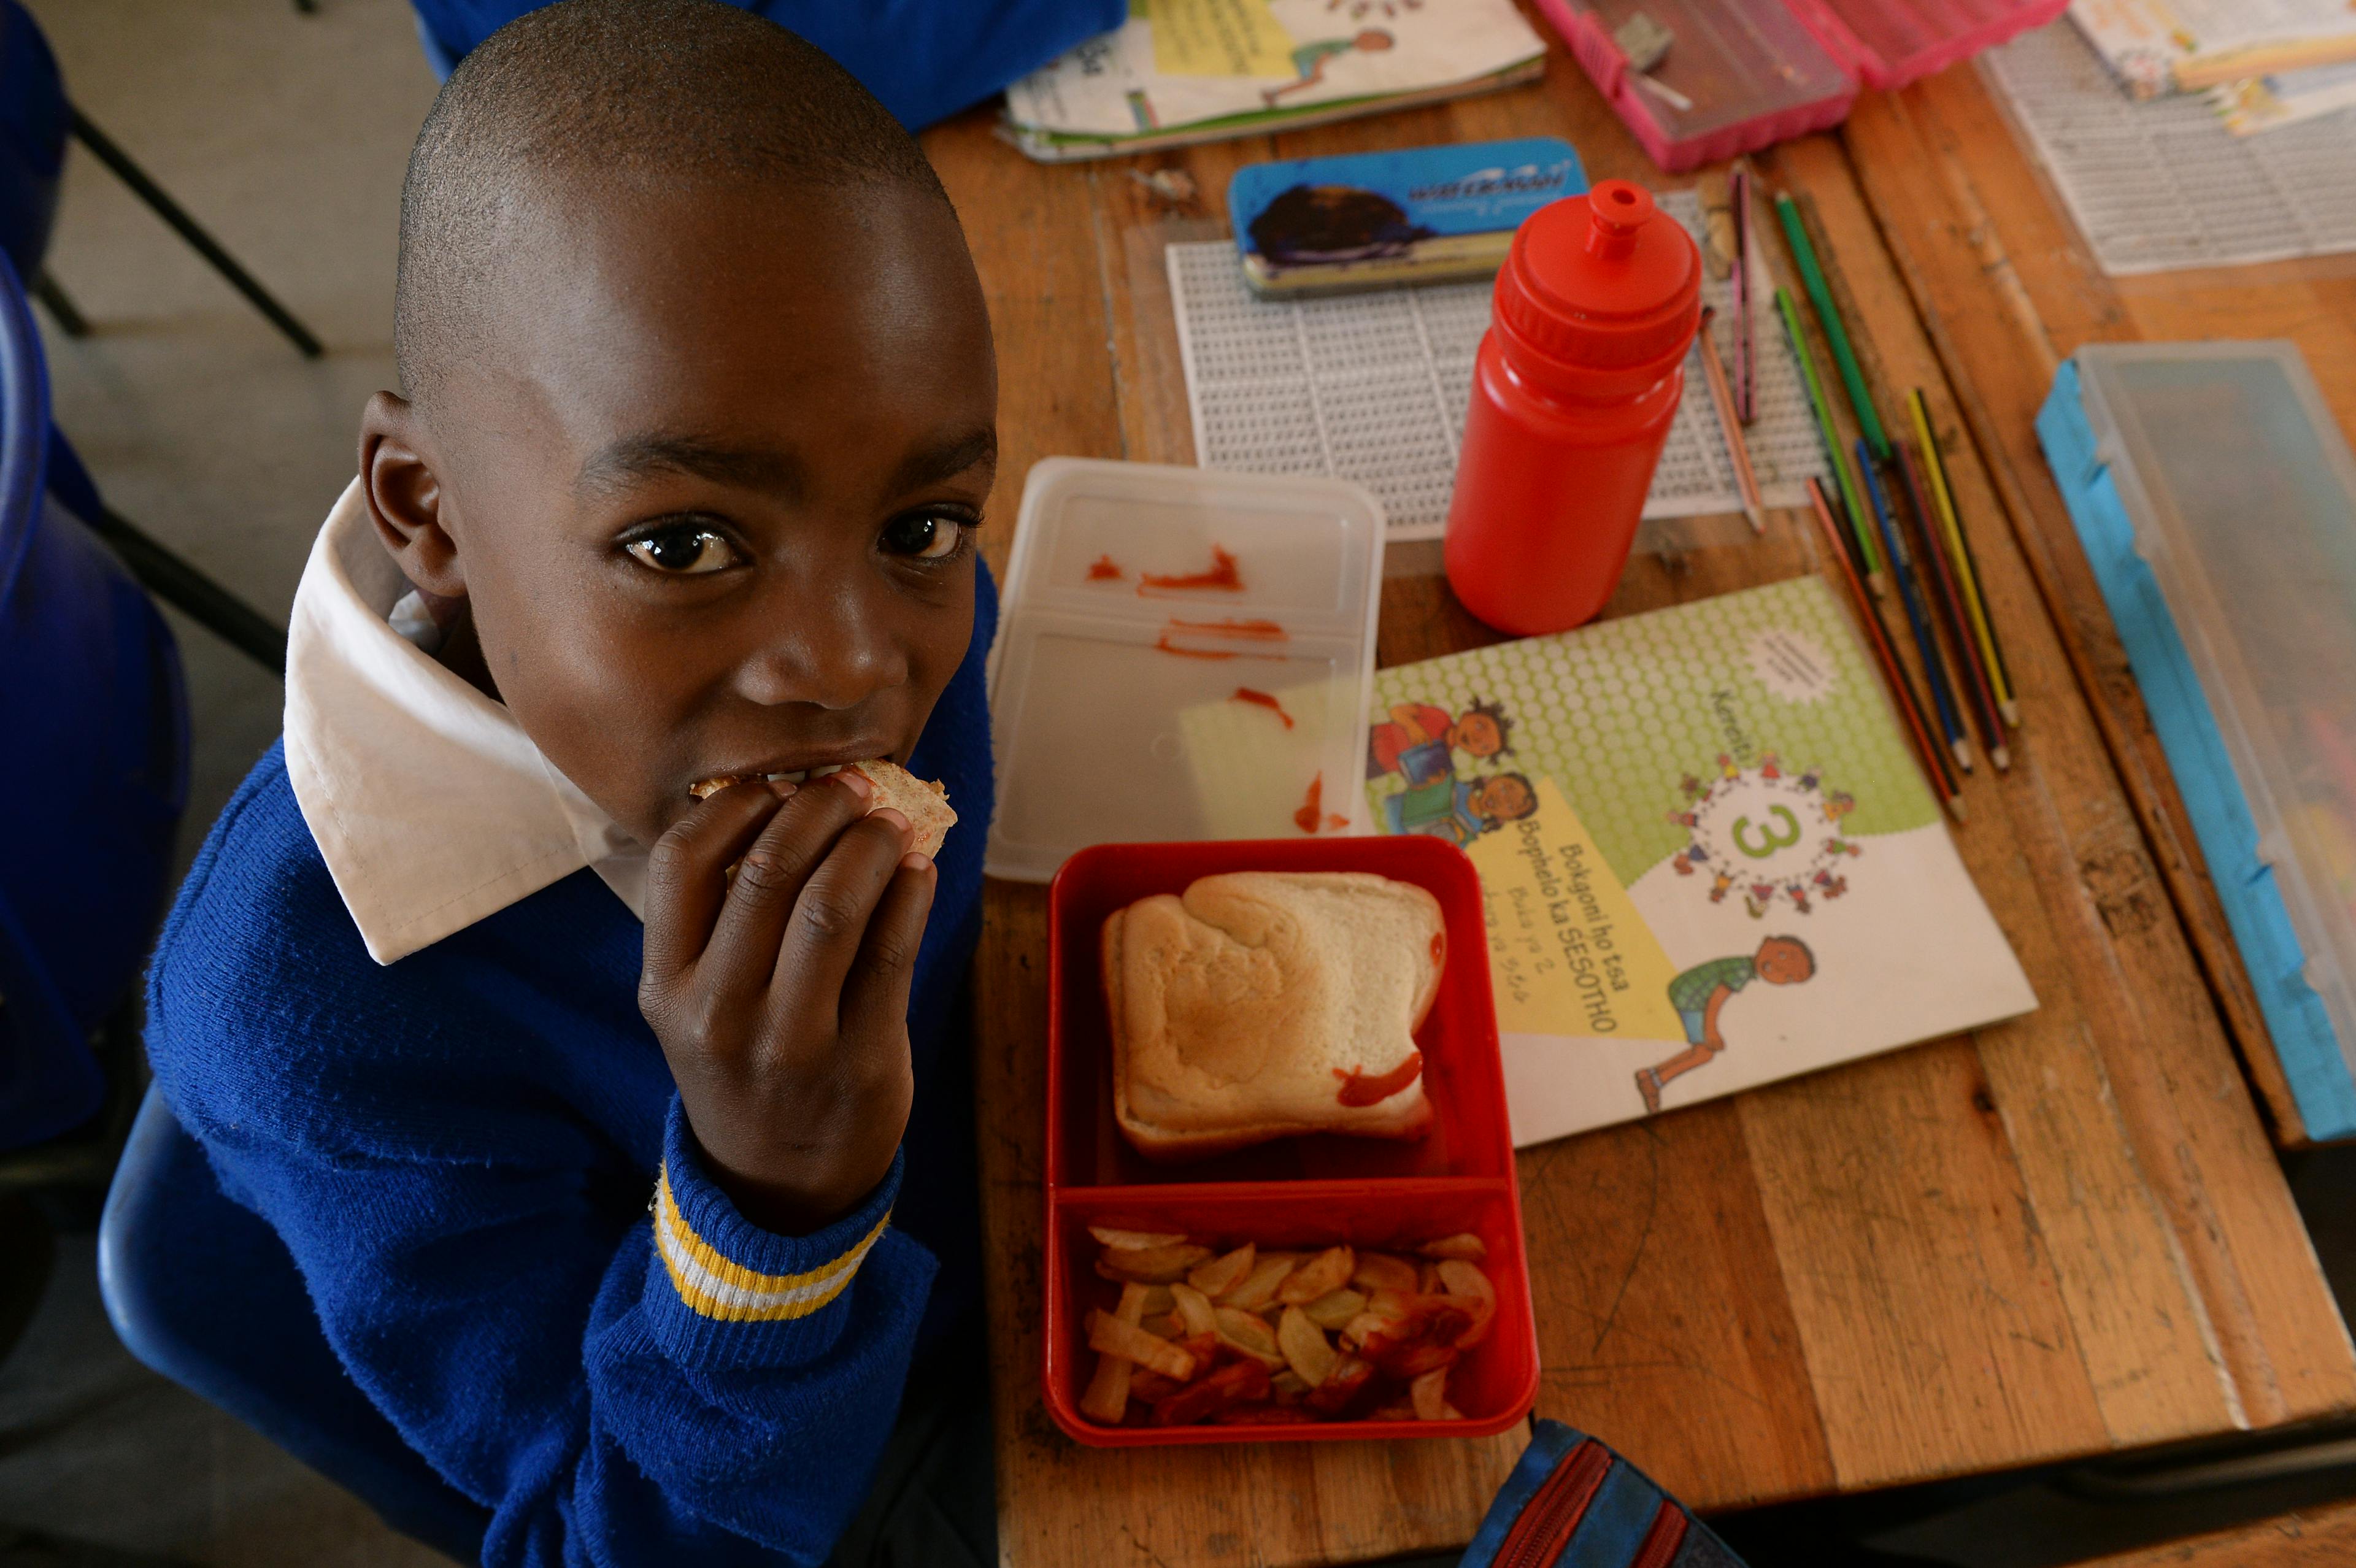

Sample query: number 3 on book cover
[1363,577,2036,1144]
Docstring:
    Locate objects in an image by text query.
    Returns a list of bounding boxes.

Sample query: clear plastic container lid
[985,459,1386,882]
[2074,342,2356,1081]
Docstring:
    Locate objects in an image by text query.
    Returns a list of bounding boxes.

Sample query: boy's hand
[639,772,937,1236]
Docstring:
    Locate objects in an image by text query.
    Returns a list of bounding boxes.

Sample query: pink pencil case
[1534,0,2069,172]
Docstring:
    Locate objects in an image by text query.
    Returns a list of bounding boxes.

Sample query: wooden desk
[1835,66,2356,1150]
[922,29,2356,1568]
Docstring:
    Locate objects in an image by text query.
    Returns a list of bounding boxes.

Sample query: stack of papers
[2211,60,2356,135]
[1986,21,2356,272]
[2068,0,2356,98]
[1002,0,1546,163]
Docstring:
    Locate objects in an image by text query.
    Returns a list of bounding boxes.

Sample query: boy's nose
[732,616,908,712]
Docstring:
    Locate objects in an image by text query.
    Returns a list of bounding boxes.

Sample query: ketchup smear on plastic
[1334,1050,1423,1107]
[1154,618,1290,661]
[1293,774,1347,834]
[1139,545,1243,593]
[1231,688,1294,728]
[1087,554,1124,582]
[1294,773,1325,832]
[1154,635,1237,660]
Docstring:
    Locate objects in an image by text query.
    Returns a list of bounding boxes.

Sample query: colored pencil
[1896,439,2008,772]
[1908,388,2020,728]
[1776,192,1890,462]
[1776,286,1882,588]
[1808,477,1963,821]
[1730,164,1754,423]
[1696,308,1764,534]
[1859,439,1971,773]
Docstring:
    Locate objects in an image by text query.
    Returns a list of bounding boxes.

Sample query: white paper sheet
[1166,191,1829,542]
[1987,21,2356,272]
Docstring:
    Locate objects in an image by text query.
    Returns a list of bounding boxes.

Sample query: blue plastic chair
[407,0,1126,128]
[0,248,187,1150]
[0,0,320,357]
[0,0,291,675]
[100,1085,493,1561]
[0,0,66,286]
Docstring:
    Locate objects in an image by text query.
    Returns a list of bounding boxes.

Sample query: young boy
[144,4,1000,1562]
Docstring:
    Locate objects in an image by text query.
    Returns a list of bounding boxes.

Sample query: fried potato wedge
[1087,1308,1198,1381]
[1277,1305,1339,1388]
[1277,1245,1355,1305]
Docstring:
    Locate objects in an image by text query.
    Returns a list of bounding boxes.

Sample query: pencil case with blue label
[1459,1420,1747,1567]
[1228,137,1585,297]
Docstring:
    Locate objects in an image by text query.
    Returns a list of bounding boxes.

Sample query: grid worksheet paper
[1984,21,2356,274]
[1168,190,1828,541]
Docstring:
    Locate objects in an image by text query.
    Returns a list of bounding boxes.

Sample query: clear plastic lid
[985,460,1386,882]
[2074,342,2356,1080]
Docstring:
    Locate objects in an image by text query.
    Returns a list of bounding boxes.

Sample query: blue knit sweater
[145,575,998,1566]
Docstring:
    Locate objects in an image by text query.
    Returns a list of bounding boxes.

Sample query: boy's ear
[359,390,466,601]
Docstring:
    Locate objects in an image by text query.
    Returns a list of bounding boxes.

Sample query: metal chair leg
[66,107,324,360]
[33,273,91,337]
[83,504,288,675]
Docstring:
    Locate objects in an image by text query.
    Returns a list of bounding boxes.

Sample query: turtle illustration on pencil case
[1247,182,1433,266]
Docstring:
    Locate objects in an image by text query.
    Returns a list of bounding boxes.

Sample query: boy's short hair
[394,0,955,404]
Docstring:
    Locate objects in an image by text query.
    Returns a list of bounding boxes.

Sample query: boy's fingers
[840,853,937,1044]
[768,811,912,1026]
[699,774,872,991]
[641,781,789,982]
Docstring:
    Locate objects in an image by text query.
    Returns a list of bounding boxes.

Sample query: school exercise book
[1362,576,2038,1144]
[1001,0,1545,162]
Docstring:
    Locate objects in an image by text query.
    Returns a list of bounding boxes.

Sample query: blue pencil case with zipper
[1459,1420,1747,1567]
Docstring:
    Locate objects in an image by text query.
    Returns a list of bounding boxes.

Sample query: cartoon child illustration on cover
[1366,697,1511,780]
[1382,770,1535,847]
[1367,695,1536,846]
[1635,936,1816,1114]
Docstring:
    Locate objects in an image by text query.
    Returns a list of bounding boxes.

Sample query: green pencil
[1776,286,1882,585]
[1776,193,1889,462]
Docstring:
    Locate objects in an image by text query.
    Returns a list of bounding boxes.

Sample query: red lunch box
[1042,835,1539,1447]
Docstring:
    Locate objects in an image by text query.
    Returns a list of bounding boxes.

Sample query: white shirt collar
[284,480,646,964]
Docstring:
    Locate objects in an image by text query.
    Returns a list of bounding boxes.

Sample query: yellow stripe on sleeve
[653,1164,890,1322]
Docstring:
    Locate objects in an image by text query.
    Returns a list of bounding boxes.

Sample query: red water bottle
[1443,179,1702,636]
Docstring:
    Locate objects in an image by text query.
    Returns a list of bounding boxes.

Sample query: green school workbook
[1363,576,2037,1145]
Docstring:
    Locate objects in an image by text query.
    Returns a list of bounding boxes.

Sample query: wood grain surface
[2063,1501,2356,1567]
[1837,67,2356,1150]
[922,23,2356,1567]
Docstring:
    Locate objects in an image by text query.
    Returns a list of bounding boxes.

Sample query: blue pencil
[1858,440,1971,774]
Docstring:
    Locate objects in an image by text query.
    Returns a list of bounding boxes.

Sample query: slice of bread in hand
[688,763,955,858]
[847,759,956,858]
[1104,871,1445,1162]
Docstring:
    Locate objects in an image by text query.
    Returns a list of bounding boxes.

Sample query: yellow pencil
[1908,390,2019,728]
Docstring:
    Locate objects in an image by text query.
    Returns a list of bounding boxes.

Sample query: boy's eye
[880,510,968,561]
[624,526,741,575]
